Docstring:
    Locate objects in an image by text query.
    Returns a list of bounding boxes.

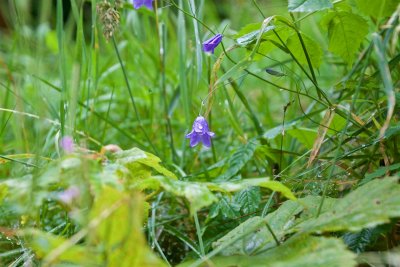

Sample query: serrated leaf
[216,142,257,181]
[296,177,400,233]
[321,11,368,65]
[209,196,241,219]
[288,0,332,12]
[286,33,322,67]
[343,228,376,253]
[181,235,356,267]
[235,187,261,214]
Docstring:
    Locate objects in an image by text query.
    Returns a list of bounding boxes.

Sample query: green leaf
[343,228,376,253]
[114,147,177,179]
[321,11,368,65]
[235,187,261,214]
[236,26,275,46]
[287,127,318,149]
[209,196,241,220]
[212,200,303,255]
[137,177,295,214]
[181,235,356,267]
[216,142,257,181]
[296,177,400,233]
[286,33,322,67]
[207,178,297,201]
[360,163,400,185]
[355,0,398,18]
[288,0,332,12]
[89,187,165,266]
[25,229,98,265]
[139,176,218,214]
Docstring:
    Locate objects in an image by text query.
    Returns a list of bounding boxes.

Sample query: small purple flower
[58,186,80,205]
[186,116,215,148]
[60,136,74,153]
[203,33,223,54]
[132,0,154,10]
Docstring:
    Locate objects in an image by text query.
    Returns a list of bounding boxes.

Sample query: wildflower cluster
[98,0,224,148]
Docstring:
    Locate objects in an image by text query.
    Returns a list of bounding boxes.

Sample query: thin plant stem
[112,37,158,155]
[193,212,205,257]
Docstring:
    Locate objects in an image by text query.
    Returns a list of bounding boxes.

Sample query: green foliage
[286,33,322,67]
[296,177,400,233]
[216,142,257,181]
[355,0,399,18]
[288,0,333,12]
[0,0,399,266]
[321,11,369,65]
[180,235,356,267]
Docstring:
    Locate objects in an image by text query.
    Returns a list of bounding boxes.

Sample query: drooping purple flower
[186,116,215,148]
[58,186,80,205]
[203,33,223,54]
[60,136,74,153]
[132,0,154,10]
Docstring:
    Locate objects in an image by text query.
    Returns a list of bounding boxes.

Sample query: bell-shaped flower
[132,0,154,10]
[186,116,215,148]
[202,33,223,54]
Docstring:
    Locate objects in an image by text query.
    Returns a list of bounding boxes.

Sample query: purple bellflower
[132,0,154,10]
[58,186,80,205]
[203,33,223,54]
[186,116,215,148]
[60,136,74,153]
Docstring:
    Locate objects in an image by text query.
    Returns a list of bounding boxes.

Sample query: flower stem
[112,37,158,155]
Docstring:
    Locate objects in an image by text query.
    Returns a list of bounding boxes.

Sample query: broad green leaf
[296,177,400,233]
[212,200,303,255]
[360,163,400,185]
[288,0,333,12]
[114,147,177,179]
[216,142,257,181]
[24,229,98,265]
[287,128,318,149]
[321,11,368,65]
[327,113,347,135]
[355,0,398,18]
[236,26,275,46]
[89,187,165,267]
[138,176,218,214]
[235,187,261,214]
[286,33,322,67]
[181,235,356,267]
[137,177,295,214]
[263,121,298,140]
[256,21,294,56]
[207,178,297,201]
